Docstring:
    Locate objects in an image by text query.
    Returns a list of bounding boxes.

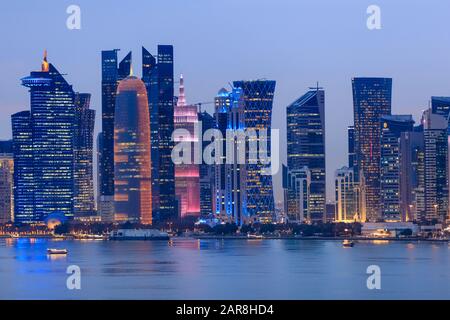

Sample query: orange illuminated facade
[114,75,152,224]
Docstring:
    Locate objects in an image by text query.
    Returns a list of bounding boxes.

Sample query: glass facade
[286,89,326,222]
[114,76,152,224]
[352,77,392,222]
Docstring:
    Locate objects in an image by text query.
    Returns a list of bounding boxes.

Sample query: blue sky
[1,0,450,202]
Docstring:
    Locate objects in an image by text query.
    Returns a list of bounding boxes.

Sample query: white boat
[109,229,170,240]
[247,234,264,239]
[342,239,354,247]
[47,248,68,255]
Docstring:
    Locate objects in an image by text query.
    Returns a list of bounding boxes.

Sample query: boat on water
[47,248,68,255]
[247,234,264,239]
[342,239,354,247]
[109,229,170,240]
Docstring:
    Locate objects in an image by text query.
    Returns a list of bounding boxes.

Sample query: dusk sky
[1,0,450,202]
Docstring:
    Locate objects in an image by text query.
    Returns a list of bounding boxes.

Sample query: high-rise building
[114,75,152,224]
[422,109,449,223]
[15,52,76,222]
[352,77,392,222]
[380,115,414,221]
[73,93,95,217]
[0,141,12,154]
[431,96,450,134]
[0,153,13,224]
[286,88,326,222]
[198,110,215,217]
[399,128,425,222]
[174,75,200,218]
[100,49,131,217]
[213,87,247,225]
[142,45,176,222]
[334,166,363,222]
[233,80,276,222]
[11,111,34,223]
[283,165,311,223]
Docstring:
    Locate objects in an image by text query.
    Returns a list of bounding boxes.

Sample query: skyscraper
[11,111,34,223]
[214,87,247,224]
[0,153,13,224]
[198,110,215,217]
[286,88,326,222]
[347,126,356,169]
[100,49,131,217]
[73,93,95,217]
[283,165,311,223]
[352,77,392,222]
[233,80,276,222]
[380,115,414,221]
[431,96,450,134]
[422,109,449,223]
[174,75,200,218]
[334,166,359,222]
[399,128,425,222]
[142,45,176,222]
[16,52,76,222]
[114,75,152,224]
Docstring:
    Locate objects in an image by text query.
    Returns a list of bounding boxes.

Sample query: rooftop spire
[177,74,186,107]
[41,49,49,72]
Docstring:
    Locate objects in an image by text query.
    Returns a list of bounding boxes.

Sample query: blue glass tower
[15,52,76,222]
[286,88,326,222]
[233,80,276,221]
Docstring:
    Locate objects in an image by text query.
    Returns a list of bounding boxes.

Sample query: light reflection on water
[0,238,449,300]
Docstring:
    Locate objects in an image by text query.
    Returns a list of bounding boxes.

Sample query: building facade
[114,75,152,224]
[286,88,326,222]
[380,115,414,221]
[0,153,13,224]
[352,77,392,222]
[283,165,311,223]
[233,80,276,222]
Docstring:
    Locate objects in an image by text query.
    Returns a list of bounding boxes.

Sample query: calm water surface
[0,238,449,299]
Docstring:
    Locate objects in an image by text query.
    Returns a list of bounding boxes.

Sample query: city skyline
[3,1,450,203]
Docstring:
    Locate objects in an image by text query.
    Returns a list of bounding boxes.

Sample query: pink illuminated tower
[174,75,201,217]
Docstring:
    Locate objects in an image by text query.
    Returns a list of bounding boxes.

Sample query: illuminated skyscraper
[283,165,311,223]
[174,75,200,218]
[348,126,356,169]
[352,77,392,222]
[13,52,76,222]
[286,88,326,222]
[380,115,414,221]
[142,45,176,222]
[73,93,95,217]
[422,109,449,223]
[100,49,131,217]
[214,87,247,224]
[114,75,152,224]
[233,80,276,221]
[0,153,13,224]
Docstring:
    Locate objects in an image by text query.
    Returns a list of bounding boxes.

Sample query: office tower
[173,75,200,218]
[380,115,414,221]
[334,166,361,222]
[348,126,356,168]
[399,128,425,222]
[352,77,392,222]
[142,45,176,222]
[198,110,215,217]
[73,93,95,217]
[15,52,75,222]
[283,165,311,223]
[422,109,449,223]
[0,153,13,224]
[0,141,12,154]
[114,75,152,224]
[214,87,247,224]
[11,111,34,223]
[233,80,276,222]
[100,49,131,217]
[286,88,326,222]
